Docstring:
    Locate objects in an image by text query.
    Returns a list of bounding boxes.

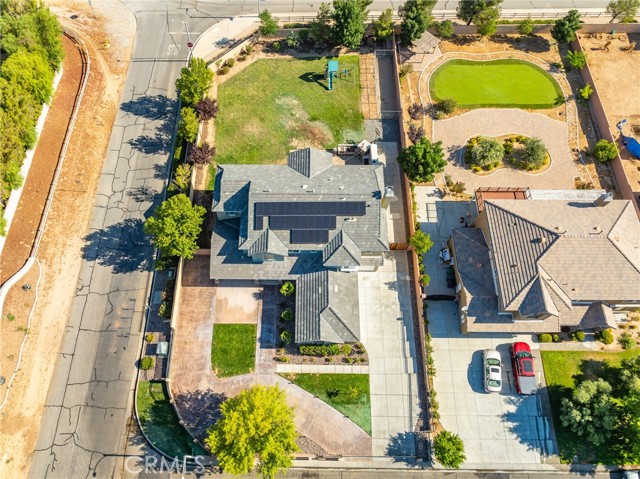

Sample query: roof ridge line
[607,202,640,274]
[454,228,488,250]
[485,200,560,238]
[326,305,359,340]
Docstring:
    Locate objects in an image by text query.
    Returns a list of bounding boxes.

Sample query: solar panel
[269,215,336,230]
[255,201,366,217]
[290,230,329,244]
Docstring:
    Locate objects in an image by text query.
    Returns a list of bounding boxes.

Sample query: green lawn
[541,347,640,463]
[137,381,207,458]
[281,373,371,435]
[211,324,257,377]
[216,56,364,164]
[430,59,563,109]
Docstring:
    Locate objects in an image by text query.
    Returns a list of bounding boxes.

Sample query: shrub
[435,98,457,115]
[435,20,454,38]
[408,124,425,144]
[450,182,466,195]
[522,137,548,170]
[397,138,446,182]
[140,357,154,370]
[194,98,219,121]
[285,32,300,48]
[408,102,424,120]
[595,328,613,344]
[579,83,594,101]
[281,308,294,321]
[420,274,431,286]
[275,355,290,363]
[619,332,635,350]
[538,333,553,343]
[218,65,230,75]
[565,50,587,69]
[157,301,171,318]
[471,137,504,167]
[399,63,413,79]
[570,330,586,342]
[272,41,281,52]
[433,430,466,469]
[593,139,618,163]
[298,29,310,44]
[280,281,295,296]
[503,140,514,154]
[177,107,199,143]
[280,330,291,345]
[244,44,254,54]
[258,9,278,36]
[188,142,216,165]
[224,58,235,68]
[145,333,155,342]
[299,345,341,356]
[340,344,352,355]
[237,54,247,61]
[518,17,535,36]
[552,334,560,342]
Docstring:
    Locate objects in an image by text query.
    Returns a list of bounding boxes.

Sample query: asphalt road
[29,1,612,478]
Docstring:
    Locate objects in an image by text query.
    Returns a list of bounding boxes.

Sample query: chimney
[593,192,613,207]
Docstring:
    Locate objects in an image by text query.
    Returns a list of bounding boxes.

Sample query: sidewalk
[191,17,257,64]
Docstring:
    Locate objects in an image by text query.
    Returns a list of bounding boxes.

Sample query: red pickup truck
[511,342,537,395]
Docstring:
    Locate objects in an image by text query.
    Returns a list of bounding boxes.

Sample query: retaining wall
[571,36,640,217]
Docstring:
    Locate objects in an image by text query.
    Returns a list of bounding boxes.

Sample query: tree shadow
[501,389,559,460]
[386,431,417,465]
[121,94,178,122]
[128,131,173,155]
[173,389,227,442]
[81,217,154,274]
[127,185,160,203]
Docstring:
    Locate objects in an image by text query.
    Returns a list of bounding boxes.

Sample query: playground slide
[616,119,640,159]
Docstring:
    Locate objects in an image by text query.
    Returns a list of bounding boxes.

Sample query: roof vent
[592,226,603,234]
[338,186,344,190]
[535,237,547,244]
[301,184,308,189]
[593,192,613,207]
[555,226,565,234]
[345,217,357,222]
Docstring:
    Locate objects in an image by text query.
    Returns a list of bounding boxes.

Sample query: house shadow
[386,431,417,465]
[173,389,227,442]
[81,217,154,274]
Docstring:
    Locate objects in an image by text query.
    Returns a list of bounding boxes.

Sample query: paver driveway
[415,187,560,470]
[434,109,579,190]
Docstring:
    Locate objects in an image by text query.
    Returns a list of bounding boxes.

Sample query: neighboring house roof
[410,30,440,53]
[295,270,360,344]
[323,230,361,268]
[247,228,289,257]
[484,199,640,307]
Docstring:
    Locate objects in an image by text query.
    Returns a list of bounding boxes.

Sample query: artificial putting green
[429,59,563,109]
[216,56,363,164]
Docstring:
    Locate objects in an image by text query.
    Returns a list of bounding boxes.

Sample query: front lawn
[216,56,364,164]
[211,324,257,377]
[281,373,371,435]
[430,59,562,109]
[137,381,207,458]
[541,348,640,463]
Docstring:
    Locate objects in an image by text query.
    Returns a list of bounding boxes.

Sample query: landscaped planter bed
[462,134,550,174]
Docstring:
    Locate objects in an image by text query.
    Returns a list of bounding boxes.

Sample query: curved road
[29,1,609,478]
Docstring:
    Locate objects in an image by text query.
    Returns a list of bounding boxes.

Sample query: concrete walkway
[434,109,580,190]
[170,266,372,456]
[275,364,370,374]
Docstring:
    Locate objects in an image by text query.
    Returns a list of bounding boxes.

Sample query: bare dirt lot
[0,2,135,477]
[578,32,640,196]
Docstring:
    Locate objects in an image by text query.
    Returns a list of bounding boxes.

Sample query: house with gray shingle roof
[210,148,390,343]
[449,192,640,334]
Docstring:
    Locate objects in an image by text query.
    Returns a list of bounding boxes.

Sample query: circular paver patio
[433,109,580,190]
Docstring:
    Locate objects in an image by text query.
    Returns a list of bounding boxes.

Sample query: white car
[483,349,502,393]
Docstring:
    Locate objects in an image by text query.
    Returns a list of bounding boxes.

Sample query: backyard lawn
[137,381,207,457]
[430,59,563,109]
[211,324,257,377]
[281,373,371,435]
[216,56,364,164]
[541,347,640,463]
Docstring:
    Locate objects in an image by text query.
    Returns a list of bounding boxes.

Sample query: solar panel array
[290,230,329,244]
[254,201,366,243]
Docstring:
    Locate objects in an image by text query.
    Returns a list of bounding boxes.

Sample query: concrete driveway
[415,187,559,470]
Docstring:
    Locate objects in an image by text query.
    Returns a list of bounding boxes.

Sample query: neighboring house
[449,191,640,334]
[210,148,390,343]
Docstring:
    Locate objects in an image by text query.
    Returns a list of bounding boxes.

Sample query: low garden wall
[571,36,640,217]
[447,22,640,36]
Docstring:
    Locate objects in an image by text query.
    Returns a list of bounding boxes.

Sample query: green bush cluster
[570,330,586,342]
[140,357,154,370]
[0,1,64,215]
[298,344,355,357]
[596,328,614,345]
[280,281,295,297]
[280,308,294,321]
[619,332,636,350]
[538,333,553,343]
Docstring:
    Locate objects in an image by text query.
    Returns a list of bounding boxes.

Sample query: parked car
[483,349,502,393]
[510,342,537,395]
[624,471,640,479]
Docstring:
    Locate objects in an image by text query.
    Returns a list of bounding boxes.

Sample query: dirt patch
[214,287,261,324]
[0,4,134,477]
[276,95,334,148]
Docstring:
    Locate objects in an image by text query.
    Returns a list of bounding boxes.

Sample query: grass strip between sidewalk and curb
[280,373,371,435]
[137,381,208,458]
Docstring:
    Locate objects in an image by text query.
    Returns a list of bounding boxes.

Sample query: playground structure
[617,119,640,159]
[325,60,356,90]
